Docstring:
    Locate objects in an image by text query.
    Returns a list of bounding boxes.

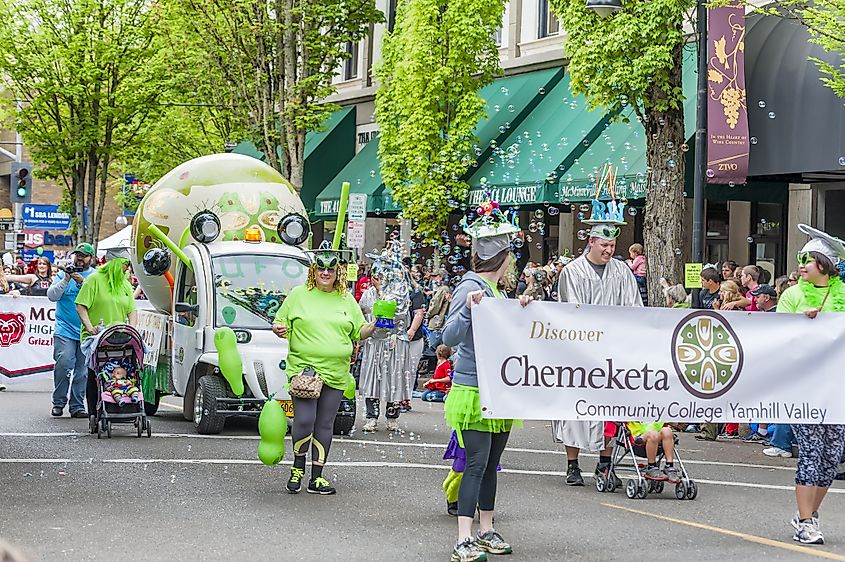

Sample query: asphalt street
[3,378,845,562]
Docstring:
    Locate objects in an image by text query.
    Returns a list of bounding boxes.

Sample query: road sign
[347,220,365,249]
[348,194,368,222]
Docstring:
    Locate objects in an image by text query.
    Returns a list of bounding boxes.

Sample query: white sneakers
[386,420,399,432]
[792,512,823,545]
[362,419,378,433]
[762,446,792,458]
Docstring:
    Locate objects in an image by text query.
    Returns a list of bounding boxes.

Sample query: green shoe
[307,476,337,495]
[286,467,304,494]
[451,539,488,562]
[476,530,512,555]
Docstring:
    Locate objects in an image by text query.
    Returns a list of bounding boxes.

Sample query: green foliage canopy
[376,0,505,241]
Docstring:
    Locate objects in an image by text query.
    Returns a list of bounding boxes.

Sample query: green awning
[556,45,699,202]
[231,107,356,213]
[315,137,400,218]
[466,71,610,205]
[315,69,565,218]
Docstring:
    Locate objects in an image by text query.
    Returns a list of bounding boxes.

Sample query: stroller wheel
[625,479,637,499]
[106,421,112,439]
[595,472,607,493]
[675,482,686,499]
[137,418,143,438]
[636,483,648,499]
[685,480,698,500]
[146,419,152,438]
[653,480,665,494]
[96,420,102,439]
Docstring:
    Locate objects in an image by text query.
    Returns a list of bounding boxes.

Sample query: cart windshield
[212,254,308,329]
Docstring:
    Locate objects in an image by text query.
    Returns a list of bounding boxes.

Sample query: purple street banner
[706,3,750,185]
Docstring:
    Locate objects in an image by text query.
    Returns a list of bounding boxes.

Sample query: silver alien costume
[358,247,412,406]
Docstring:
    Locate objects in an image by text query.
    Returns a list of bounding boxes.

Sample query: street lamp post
[586,0,708,268]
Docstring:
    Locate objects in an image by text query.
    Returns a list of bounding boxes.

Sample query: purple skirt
[443,431,502,473]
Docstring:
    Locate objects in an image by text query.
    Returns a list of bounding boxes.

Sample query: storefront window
[824,189,845,240]
[706,202,729,266]
[752,202,785,280]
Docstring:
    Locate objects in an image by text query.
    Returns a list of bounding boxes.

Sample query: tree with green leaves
[168,0,383,192]
[375,0,505,242]
[0,0,166,243]
[551,0,694,305]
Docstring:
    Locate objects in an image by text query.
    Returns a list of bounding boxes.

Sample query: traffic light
[9,162,32,203]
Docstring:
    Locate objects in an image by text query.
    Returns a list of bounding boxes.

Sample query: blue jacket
[441,271,500,387]
[47,268,94,341]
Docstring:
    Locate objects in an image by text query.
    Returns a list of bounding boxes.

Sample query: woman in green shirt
[75,258,137,418]
[272,249,375,495]
[777,224,845,546]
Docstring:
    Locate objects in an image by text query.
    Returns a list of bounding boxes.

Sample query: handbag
[289,367,323,399]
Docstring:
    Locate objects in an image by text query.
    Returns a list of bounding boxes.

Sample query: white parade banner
[0,296,57,379]
[0,296,155,381]
[472,299,844,424]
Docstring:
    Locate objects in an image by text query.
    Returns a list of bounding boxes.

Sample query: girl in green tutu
[442,198,531,562]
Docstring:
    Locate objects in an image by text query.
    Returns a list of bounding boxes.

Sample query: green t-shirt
[74,272,136,341]
[273,285,366,391]
[777,279,845,314]
[480,277,503,299]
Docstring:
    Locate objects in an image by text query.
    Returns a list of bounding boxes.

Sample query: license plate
[277,400,294,418]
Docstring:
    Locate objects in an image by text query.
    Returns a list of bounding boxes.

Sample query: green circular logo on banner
[671,311,744,399]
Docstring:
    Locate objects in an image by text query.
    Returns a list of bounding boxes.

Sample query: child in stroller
[595,421,697,500]
[87,324,151,439]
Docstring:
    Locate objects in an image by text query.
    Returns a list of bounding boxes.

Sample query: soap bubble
[747,236,754,243]
[681,143,689,152]
[706,169,715,178]
[494,104,501,112]
[768,112,776,119]
[513,237,524,249]
[562,198,570,205]
[728,181,736,188]
[577,230,588,241]
[533,209,544,219]
[750,137,758,145]
[528,222,538,233]
[667,159,676,168]
[839,157,845,166]
[579,204,590,213]
[507,104,515,112]
[538,87,546,94]
[674,248,682,256]
[628,207,638,216]
[758,100,766,108]
[548,207,560,216]
[369,169,376,177]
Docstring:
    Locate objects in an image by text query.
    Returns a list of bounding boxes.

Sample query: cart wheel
[106,421,112,439]
[654,481,665,494]
[625,479,637,499]
[146,419,152,438]
[675,482,686,499]
[595,472,607,492]
[636,483,648,499]
[137,418,143,438]
[96,420,102,439]
[609,472,622,492]
[685,480,698,500]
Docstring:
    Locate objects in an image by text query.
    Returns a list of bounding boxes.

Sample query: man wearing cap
[750,284,778,312]
[553,219,643,486]
[46,243,96,418]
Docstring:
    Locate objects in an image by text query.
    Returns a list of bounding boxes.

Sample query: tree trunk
[643,44,686,307]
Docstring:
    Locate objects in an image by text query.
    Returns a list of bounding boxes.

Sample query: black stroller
[595,422,697,500]
[87,324,151,439]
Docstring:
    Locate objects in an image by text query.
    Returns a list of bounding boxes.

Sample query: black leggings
[291,387,344,465]
[458,430,510,518]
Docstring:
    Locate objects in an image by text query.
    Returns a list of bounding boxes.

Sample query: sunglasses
[315,254,339,270]
[797,252,816,266]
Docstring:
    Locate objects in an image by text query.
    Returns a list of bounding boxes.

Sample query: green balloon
[257,399,287,465]
[214,327,244,397]
[258,440,284,466]
[373,299,397,319]
[258,398,287,445]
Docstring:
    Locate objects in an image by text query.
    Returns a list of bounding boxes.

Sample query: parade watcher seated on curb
[627,422,681,483]
[422,344,452,402]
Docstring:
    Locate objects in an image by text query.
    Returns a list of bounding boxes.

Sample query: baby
[102,360,140,406]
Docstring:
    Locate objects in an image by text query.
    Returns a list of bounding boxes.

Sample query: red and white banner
[0,296,56,379]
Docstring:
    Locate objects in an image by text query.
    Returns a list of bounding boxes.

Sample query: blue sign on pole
[21,204,86,231]
[21,249,55,263]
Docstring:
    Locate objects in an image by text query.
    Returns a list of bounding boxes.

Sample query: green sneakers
[475,530,513,555]
[307,476,337,495]
[451,539,487,562]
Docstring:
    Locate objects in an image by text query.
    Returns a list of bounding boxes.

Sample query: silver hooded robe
[551,255,643,450]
